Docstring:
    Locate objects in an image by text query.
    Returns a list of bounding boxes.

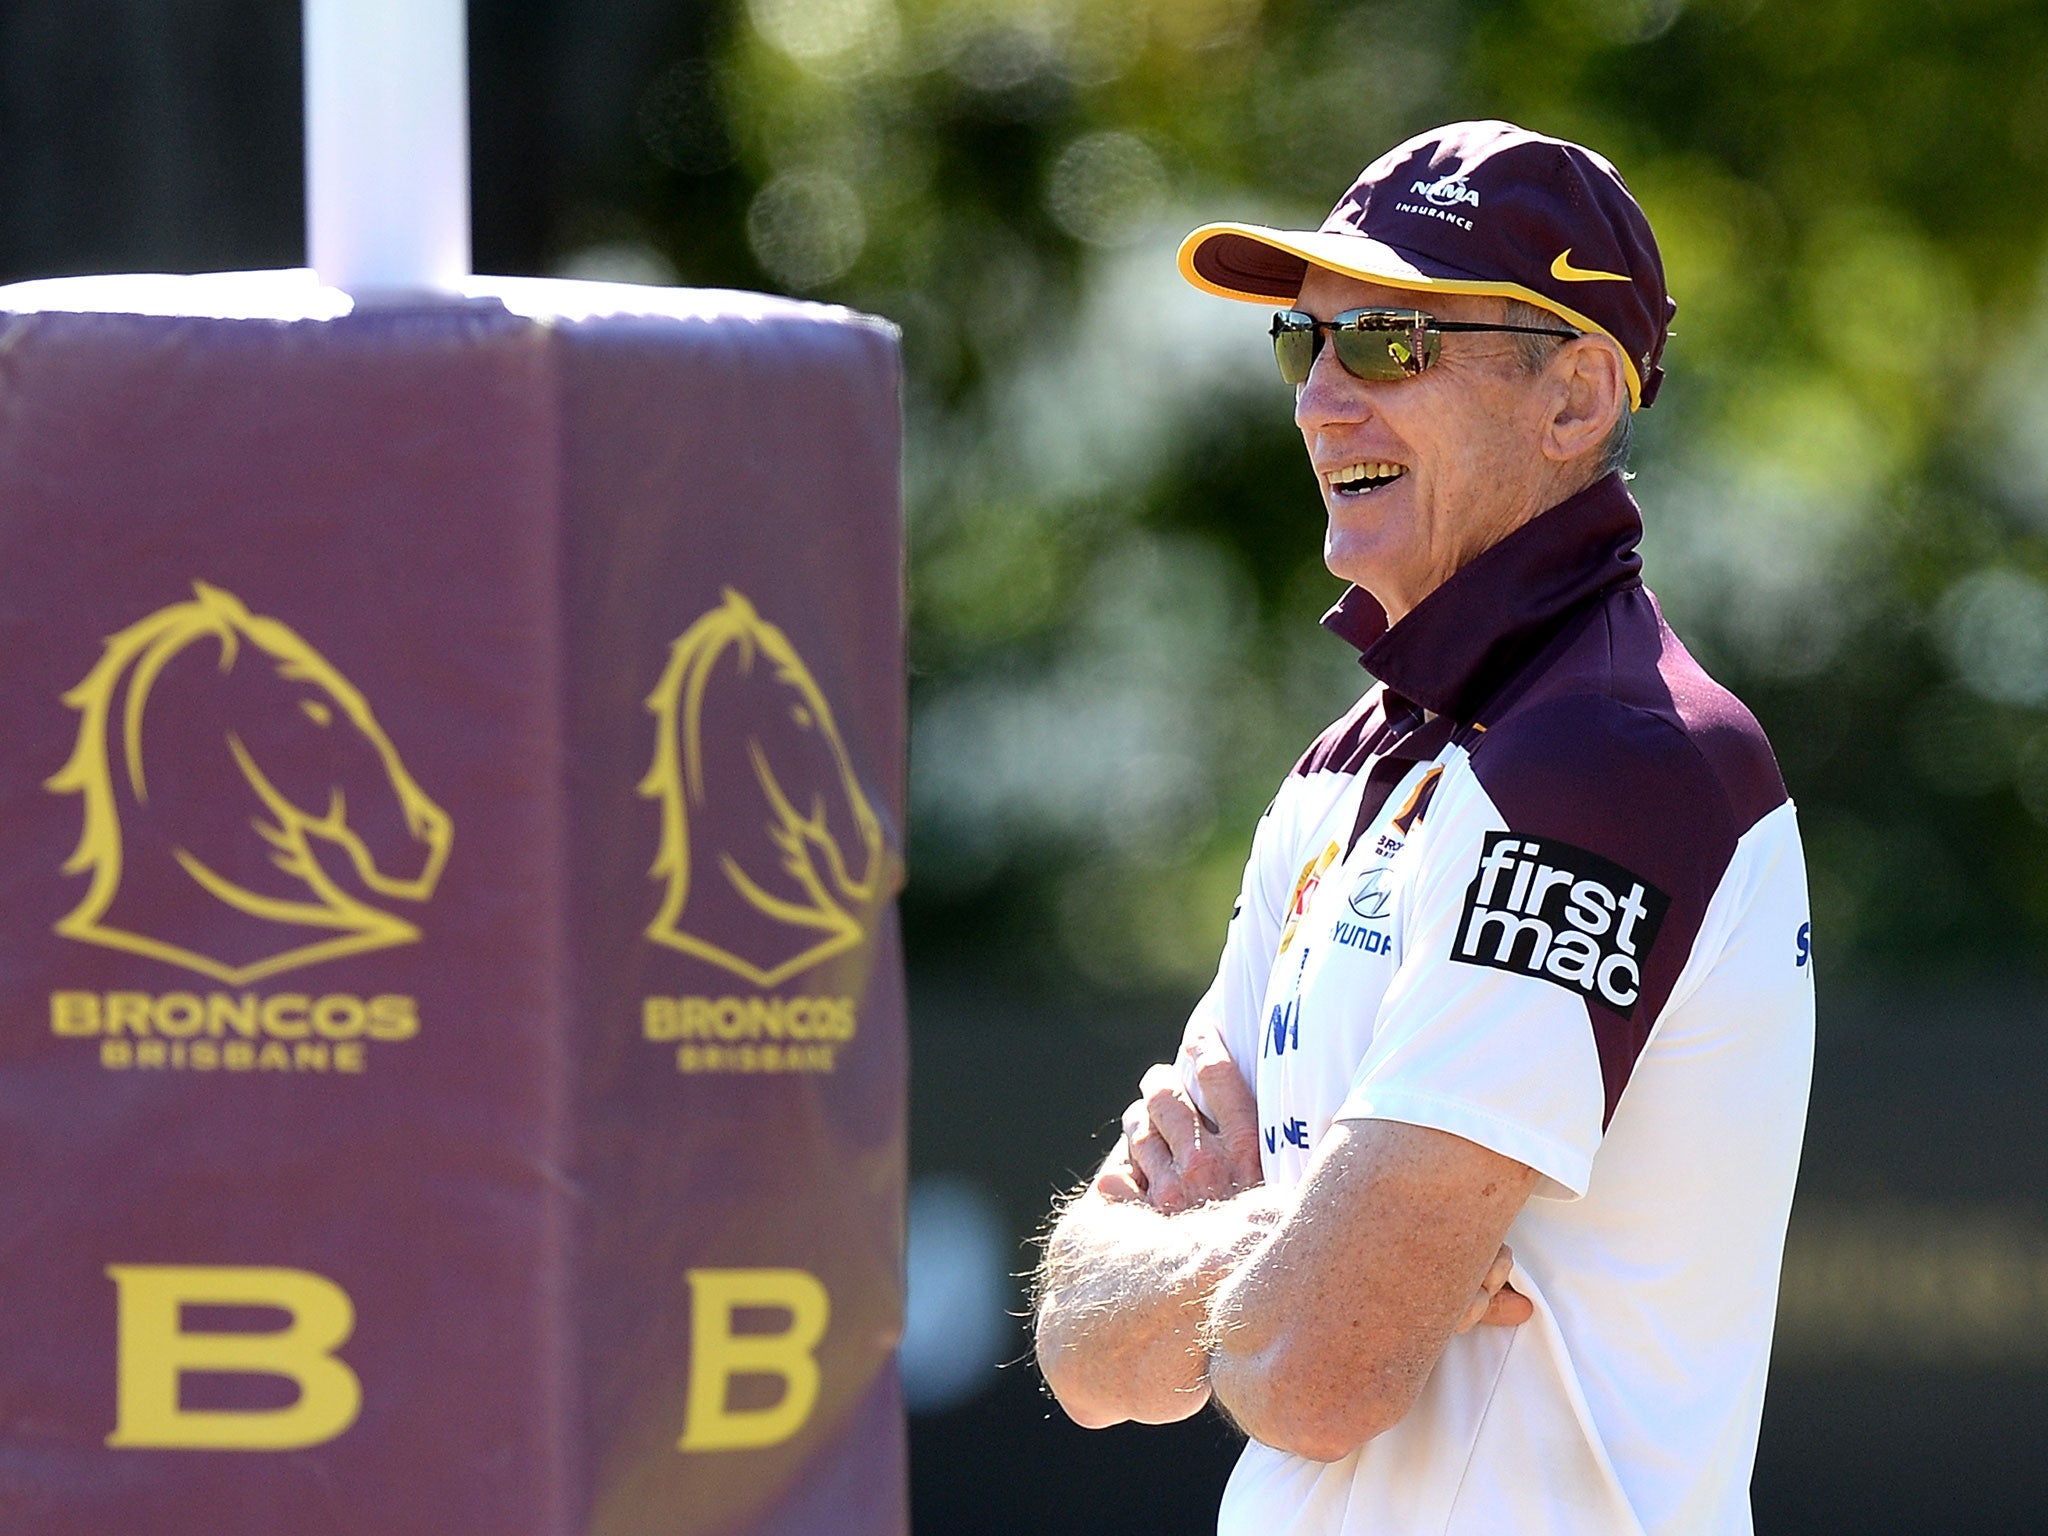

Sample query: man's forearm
[1198,1121,1543,1462]
[1034,1180,1281,1428]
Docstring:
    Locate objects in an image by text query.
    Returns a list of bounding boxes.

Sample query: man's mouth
[1327,461,1409,497]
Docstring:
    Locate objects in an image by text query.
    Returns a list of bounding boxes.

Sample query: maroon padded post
[0,274,907,1536]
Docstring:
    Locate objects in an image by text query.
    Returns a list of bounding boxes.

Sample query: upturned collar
[1320,471,1645,723]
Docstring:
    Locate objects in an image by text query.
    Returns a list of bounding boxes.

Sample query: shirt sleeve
[1333,695,1756,1199]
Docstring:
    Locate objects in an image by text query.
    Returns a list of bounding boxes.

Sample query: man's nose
[1293,343,1373,435]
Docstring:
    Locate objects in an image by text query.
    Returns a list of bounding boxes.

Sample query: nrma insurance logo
[638,590,888,1078]
[43,583,449,1075]
[1412,174,1480,209]
[1452,832,1669,1018]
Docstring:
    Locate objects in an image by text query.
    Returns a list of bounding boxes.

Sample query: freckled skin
[1294,270,1626,624]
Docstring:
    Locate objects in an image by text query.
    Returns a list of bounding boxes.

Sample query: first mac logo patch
[1453,832,1670,1017]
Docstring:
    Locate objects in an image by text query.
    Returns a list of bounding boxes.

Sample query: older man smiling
[1033,121,1814,1536]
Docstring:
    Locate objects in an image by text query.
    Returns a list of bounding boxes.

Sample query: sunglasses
[1270,307,1582,386]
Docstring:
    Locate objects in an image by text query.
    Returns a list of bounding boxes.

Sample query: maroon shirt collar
[1320,471,1645,723]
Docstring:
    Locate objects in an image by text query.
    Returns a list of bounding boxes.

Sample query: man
[1032,120,1814,1535]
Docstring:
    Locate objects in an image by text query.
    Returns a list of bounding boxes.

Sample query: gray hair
[1500,299,1632,478]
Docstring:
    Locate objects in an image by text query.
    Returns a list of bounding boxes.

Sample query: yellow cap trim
[1177,222,1644,410]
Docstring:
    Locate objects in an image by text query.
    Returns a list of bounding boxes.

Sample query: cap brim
[1178,221,1644,409]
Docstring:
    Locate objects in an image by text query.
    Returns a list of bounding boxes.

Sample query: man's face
[1293,267,1566,623]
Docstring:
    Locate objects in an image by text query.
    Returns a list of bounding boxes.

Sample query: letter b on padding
[679,1267,829,1452]
[106,1264,362,1450]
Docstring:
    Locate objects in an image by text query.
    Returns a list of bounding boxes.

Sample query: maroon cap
[1179,120,1675,407]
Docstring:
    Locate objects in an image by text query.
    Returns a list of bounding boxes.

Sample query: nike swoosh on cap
[1550,249,1632,283]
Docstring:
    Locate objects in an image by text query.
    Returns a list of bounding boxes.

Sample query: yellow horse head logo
[46,582,453,984]
[640,589,887,988]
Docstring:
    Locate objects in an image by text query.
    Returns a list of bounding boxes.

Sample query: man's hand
[1457,1243,1534,1333]
[1108,1027,1531,1331]
[1113,1025,1263,1213]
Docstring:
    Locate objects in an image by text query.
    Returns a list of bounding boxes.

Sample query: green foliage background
[601,0,2048,1009]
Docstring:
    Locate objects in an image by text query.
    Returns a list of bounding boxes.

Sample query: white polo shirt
[1181,475,1813,1536]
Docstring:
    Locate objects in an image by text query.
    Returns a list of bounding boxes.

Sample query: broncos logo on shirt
[1276,840,1340,955]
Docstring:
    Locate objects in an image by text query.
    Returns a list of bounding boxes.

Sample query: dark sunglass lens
[1271,313,1317,385]
[1331,324,1437,380]
[1318,327,1400,378]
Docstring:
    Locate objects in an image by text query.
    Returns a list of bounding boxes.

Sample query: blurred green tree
[605,0,2048,1011]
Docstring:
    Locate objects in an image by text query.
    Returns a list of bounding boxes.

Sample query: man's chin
[1322,535,1398,594]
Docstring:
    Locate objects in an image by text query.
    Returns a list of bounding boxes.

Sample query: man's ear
[1541,337,1628,465]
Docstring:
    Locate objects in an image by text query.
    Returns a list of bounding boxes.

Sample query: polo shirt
[1180,472,1814,1536]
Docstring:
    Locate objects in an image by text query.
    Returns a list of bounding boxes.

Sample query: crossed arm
[1033,1030,1539,1461]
